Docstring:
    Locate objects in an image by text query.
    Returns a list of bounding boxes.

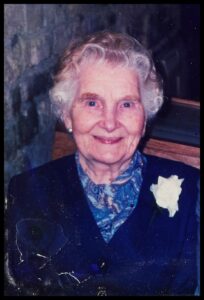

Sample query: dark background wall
[4,4,200,191]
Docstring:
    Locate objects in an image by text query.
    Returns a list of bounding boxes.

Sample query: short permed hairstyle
[49,31,163,122]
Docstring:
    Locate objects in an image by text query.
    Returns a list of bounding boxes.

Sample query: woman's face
[66,62,145,167]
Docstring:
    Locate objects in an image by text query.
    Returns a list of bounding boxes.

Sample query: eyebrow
[79,92,140,102]
[120,95,140,102]
[78,93,102,101]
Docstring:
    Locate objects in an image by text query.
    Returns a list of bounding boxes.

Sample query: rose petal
[150,175,184,217]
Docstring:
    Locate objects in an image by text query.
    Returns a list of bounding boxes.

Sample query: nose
[100,107,119,132]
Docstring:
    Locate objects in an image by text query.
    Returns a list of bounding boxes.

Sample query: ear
[142,120,146,137]
[64,114,72,131]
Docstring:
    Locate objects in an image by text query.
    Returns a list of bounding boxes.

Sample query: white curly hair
[49,31,163,123]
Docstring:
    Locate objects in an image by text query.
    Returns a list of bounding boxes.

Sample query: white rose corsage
[150,175,184,217]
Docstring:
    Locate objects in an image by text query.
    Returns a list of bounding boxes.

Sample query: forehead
[77,62,140,97]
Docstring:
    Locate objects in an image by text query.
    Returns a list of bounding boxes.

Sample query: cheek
[125,114,145,136]
[71,111,97,133]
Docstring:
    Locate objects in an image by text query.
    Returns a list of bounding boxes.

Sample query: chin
[91,152,127,165]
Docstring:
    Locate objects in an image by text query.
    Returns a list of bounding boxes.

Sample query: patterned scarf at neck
[75,151,147,243]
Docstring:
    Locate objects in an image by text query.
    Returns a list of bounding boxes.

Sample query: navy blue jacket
[5,154,199,296]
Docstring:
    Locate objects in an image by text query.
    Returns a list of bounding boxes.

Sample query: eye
[120,101,134,108]
[85,99,103,109]
[87,100,97,107]
[123,102,131,108]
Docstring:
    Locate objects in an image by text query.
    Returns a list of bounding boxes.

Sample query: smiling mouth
[93,136,123,144]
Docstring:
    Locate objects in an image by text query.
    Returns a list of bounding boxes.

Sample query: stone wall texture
[4,4,199,191]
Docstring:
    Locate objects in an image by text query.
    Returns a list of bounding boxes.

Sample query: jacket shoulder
[6,154,78,214]
[8,154,76,190]
[144,154,199,179]
[12,154,75,179]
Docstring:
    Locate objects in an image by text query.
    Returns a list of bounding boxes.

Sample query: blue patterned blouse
[75,151,146,243]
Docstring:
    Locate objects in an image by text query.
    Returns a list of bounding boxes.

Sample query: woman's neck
[78,153,131,184]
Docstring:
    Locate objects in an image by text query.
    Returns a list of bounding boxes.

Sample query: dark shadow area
[149,4,200,101]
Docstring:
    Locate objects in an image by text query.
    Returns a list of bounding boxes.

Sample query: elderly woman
[6,31,199,296]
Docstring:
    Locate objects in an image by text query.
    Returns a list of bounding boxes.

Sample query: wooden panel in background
[171,97,200,109]
[143,138,200,169]
[52,132,76,159]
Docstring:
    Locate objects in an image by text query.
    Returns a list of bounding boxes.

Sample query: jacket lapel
[107,158,162,251]
[62,156,105,243]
